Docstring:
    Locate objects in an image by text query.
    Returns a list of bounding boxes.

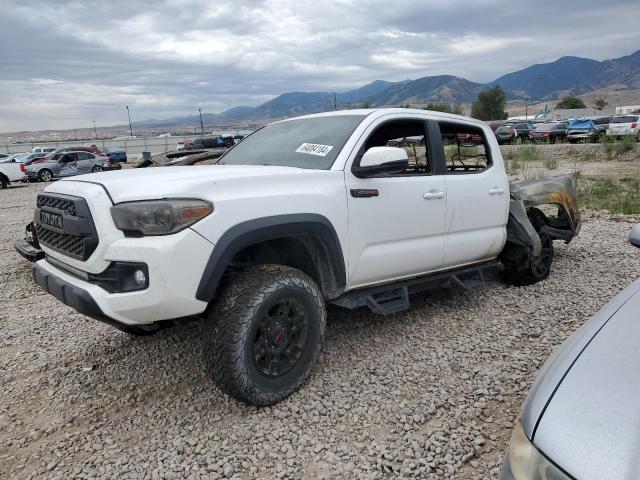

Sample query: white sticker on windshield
[296,143,334,157]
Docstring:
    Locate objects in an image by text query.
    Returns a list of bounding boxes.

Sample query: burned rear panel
[507,175,580,255]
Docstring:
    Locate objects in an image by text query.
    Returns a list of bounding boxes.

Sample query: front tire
[38,169,52,182]
[91,165,102,172]
[202,266,326,406]
[502,208,554,286]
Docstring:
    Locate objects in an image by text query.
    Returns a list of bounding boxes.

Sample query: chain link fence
[1,129,254,157]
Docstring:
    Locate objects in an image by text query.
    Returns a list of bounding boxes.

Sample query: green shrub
[544,158,558,170]
[602,135,636,160]
[578,176,640,214]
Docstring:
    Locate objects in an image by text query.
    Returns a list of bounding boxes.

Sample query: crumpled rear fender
[507,175,581,255]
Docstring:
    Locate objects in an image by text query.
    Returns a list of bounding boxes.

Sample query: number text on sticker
[295,143,334,157]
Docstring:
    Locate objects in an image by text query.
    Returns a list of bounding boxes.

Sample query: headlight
[111,199,213,236]
[507,421,571,480]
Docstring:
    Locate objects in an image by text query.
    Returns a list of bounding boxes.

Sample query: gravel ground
[1,181,640,480]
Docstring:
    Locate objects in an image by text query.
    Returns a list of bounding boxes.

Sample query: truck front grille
[37,195,77,216]
[35,225,85,258]
[34,193,99,261]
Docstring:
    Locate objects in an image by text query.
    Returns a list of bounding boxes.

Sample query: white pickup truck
[30,109,580,405]
[0,161,26,188]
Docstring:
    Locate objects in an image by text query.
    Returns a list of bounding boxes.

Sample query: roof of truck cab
[274,108,489,128]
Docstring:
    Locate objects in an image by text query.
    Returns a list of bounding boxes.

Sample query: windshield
[496,126,511,133]
[218,115,366,169]
[534,123,557,130]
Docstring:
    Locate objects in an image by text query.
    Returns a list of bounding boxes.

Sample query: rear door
[436,120,509,267]
[76,152,94,173]
[345,114,447,288]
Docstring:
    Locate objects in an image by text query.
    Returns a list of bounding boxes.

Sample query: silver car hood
[531,280,640,480]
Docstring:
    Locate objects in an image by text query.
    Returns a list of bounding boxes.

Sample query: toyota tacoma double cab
[29,109,580,406]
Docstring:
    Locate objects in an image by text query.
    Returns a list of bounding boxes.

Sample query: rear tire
[0,175,8,189]
[38,169,52,182]
[502,208,554,286]
[202,265,326,406]
[91,165,102,172]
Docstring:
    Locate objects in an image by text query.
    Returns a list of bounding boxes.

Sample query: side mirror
[630,224,640,248]
[353,147,408,178]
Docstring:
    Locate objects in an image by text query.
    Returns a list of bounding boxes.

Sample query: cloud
[0,0,639,131]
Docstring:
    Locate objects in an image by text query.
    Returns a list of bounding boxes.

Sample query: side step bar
[331,261,499,315]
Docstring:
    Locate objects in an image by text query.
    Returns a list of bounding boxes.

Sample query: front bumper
[15,238,44,262]
[567,132,595,141]
[34,227,215,326]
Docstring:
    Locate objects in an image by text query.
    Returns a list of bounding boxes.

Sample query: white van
[32,147,56,154]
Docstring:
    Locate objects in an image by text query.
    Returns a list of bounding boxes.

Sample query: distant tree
[452,103,464,115]
[424,103,453,113]
[556,96,586,109]
[471,86,508,121]
[595,97,607,110]
[362,100,371,109]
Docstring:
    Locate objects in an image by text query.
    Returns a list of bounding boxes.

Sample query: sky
[1,0,639,132]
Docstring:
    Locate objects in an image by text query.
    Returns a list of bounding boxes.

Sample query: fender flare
[195,214,346,303]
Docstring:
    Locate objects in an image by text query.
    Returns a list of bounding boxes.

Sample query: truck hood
[60,165,318,203]
[531,281,640,480]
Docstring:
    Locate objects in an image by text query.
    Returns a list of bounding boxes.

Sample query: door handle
[423,190,445,200]
[488,187,505,195]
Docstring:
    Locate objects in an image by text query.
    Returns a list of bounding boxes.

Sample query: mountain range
[137,49,640,127]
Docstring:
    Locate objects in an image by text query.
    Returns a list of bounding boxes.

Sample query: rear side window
[439,122,491,173]
[612,116,640,123]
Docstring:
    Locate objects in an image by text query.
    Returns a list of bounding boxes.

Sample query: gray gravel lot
[1,181,639,479]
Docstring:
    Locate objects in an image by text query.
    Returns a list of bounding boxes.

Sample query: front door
[345,116,447,288]
[57,153,79,177]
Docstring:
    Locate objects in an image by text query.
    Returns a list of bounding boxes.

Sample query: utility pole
[126,106,133,137]
[333,93,337,110]
[92,121,98,140]
[198,108,204,135]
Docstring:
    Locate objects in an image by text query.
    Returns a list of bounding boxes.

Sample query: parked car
[105,148,128,163]
[186,135,235,149]
[26,146,106,165]
[24,151,117,182]
[15,152,47,164]
[593,115,612,136]
[0,152,28,163]
[501,224,640,480]
[567,119,599,143]
[0,161,26,188]
[29,108,580,406]
[495,125,518,144]
[528,122,568,143]
[509,122,535,142]
[487,121,505,132]
[176,139,192,151]
[607,114,640,139]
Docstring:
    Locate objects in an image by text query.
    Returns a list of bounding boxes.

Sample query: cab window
[439,122,491,173]
[358,119,431,175]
